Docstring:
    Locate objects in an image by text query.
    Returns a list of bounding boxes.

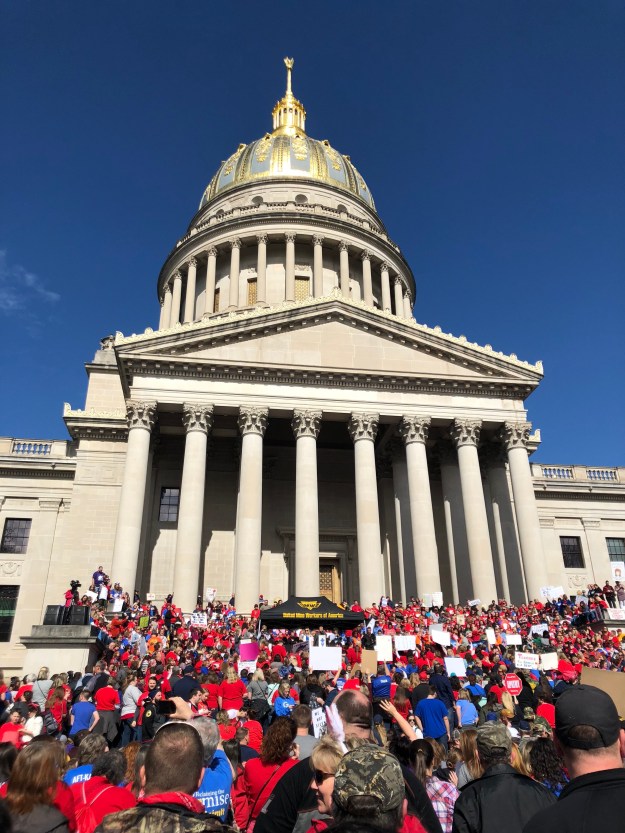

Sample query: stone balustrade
[532,464,621,483]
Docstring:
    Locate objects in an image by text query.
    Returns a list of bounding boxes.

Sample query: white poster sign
[375,634,394,662]
[611,562,625,582]
[431,592,444,607]
[505,634,523,646]
[444,657,467,677]
[146,593,156,601]
[238,660,257,676]
[576,595,589,606]
[422,594,433,609]
[312,707,327,739]
[205,587,217,603]
[539,652,559,671]
[430,627,451,646]
[309,646,342,671]
[456,614,466,626]
[190,612,208,626]
[84,590,98,602]
[530,624,550,639]
[485,628,497,645]
[468,599,481,608]
[606,608,625,621]
[394,634,417,652]
[515,651,540,670]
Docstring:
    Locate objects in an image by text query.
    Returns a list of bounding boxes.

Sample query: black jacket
[522,768,625,833]
[429,673,455,709]
[452,764,555,833]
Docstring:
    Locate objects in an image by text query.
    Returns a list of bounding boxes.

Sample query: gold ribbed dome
[200,59,375,210]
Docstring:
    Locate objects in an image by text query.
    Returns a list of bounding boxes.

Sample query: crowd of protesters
[0,567,623,832]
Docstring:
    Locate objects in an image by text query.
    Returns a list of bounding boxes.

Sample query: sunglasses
[314,770,334,786]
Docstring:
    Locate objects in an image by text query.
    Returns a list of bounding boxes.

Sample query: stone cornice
[116,293,542,379]
[63,404,129,441]
[0,466,75,479]
[534,490,625,503]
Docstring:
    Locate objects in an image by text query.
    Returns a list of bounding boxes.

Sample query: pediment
[115,298,542,395]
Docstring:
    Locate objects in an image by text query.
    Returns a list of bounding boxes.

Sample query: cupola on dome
[200,58,375,210]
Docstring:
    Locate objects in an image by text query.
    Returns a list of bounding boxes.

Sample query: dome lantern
[271,57,306,136]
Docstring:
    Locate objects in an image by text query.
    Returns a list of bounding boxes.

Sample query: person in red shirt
[218,668,248,712]
[201,670,221,711]
[71,748,136,827]
[535,691,556,728]
[93,678,121,744]
[0,710,25,748]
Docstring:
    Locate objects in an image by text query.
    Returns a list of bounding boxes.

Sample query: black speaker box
[43,605,65,626]
[67,606,90,626]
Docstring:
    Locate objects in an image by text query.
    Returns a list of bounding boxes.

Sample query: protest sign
[239,641,260,662]
[238,660,257,676]
[375,634,393,662]
[146,593,156,601]
[138,615,150,629]
[485,628,497,645]
[505,634,523,646]
[539,653,559,671]
[515,651,540,670]
[444,657,467,677]
[580,666,625,716]
[312,707,327,739]
[610,562,625,583]
[456,614,466,626]
[468,599,481,608]
[606,608,625,622]
[431,592,444,607]
[394,634,416,652]
[205,587,217,603]
[361,649,379,675]
[422,594,433,609]
[84,590,97,603]
[309,646,342,672]
[429,627,451,646]
[190,612,208,626]
[530,624,550,639]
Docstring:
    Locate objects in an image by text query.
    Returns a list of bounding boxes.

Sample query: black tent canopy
[259,596,365,629]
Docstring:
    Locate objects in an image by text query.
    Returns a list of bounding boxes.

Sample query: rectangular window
[214,288,220,312]
[0,519,32,554]
[295,275,310,301]
[560,536,585,569]
[159,488,180,523]
[0,586,19,642]
[606,538,625,561]
[247,278,257,306]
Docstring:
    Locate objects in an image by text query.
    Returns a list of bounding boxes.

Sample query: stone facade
[1,64,624,672]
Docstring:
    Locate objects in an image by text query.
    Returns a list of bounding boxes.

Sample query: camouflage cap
[476,721,512,755]
[333,744,404,812]
[532,716,553,736]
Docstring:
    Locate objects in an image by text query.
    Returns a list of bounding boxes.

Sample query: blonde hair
[310,735,344,774]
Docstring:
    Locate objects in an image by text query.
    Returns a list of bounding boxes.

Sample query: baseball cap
[333,745,404,813]
[555,684,620,750]
[532,717,552,736]
[476,722,512,755]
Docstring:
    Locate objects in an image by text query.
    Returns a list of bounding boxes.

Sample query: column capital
[126,401,157,431]
[230,238,242,250]
[312,234,324,247]
[238,406,268,436]
[394,275,403,287]
[360,249,372,261]
[285,232,296,243]
[292,409,322,439]
[380,260,389,273]
[187,256,198,269]
[172,270,182,282]
[256,233,268,245]
[348,412,379,443]
[501,421,532,451]
[164,284,172,296]
[207,246,218,258]
[405,290,413,303]
[450,418,482,448]
[338,240,349,252]
[182,403,214,434]
[399,415,431,445]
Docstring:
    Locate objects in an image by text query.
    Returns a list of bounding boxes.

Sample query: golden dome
[200,59,375,210]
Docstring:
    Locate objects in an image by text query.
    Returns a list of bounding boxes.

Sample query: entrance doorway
[319,560,341,603]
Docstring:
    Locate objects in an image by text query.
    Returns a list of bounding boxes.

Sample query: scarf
[140,791,205,813]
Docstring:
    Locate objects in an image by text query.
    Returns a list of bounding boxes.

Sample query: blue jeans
[120,718,136,747]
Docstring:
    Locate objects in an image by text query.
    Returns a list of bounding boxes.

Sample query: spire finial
[284,57,294,95]
[272,56,306,135]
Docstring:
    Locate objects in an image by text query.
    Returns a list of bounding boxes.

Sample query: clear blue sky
[1,2,624,465]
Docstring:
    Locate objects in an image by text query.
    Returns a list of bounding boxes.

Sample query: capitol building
[0,61,623,671]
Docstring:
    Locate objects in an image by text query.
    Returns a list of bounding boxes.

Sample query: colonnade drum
[109,404,548,614]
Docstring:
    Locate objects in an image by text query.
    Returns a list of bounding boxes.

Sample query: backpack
[75,781,114,833]
[42,710,59,735]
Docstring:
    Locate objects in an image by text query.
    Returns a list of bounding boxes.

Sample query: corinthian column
[173,404,213,612]
[380,262,392,312]
[256,235,268,305]
[203,247,217,316]
[361,250,373,306]
[228,239,241,309]
[285,233,296,301]
[502,421,549,601]
[404,290,413,320]
[450,419,498,603]
[111,402,157,595]
[339,241,350,297]
[348,413,384,605]
[393,276,404,317]
[183,258,197,323]
[399,416,441,595]
[161,285,172,329]
[313,235,324,297]
[292,410,322,595]
[170,271,183,326]
[234,406,268,615]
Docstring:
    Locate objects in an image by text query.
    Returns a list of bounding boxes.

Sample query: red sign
[504,673,523,697]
